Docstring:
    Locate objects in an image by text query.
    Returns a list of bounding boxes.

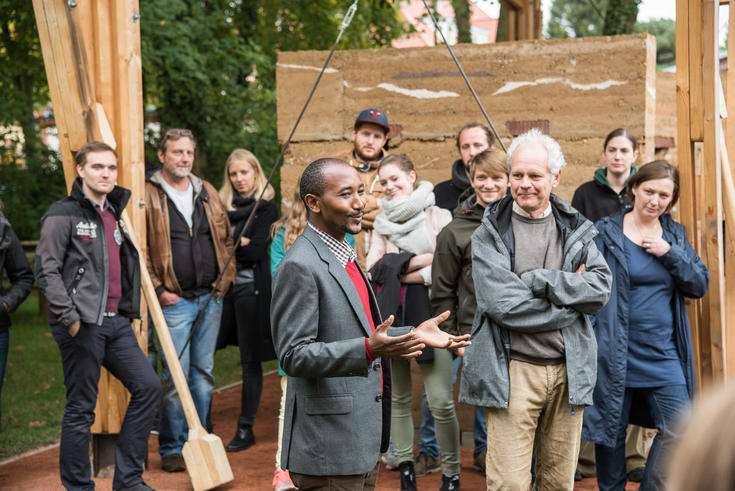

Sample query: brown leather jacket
[145,171,235,298]
[334,148,387,269]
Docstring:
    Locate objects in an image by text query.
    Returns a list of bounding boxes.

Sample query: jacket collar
[70,177,131,219]
[484,194,596,253]
[302,226,376,337]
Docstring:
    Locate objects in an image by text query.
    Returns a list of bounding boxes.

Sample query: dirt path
[0,371,636,490]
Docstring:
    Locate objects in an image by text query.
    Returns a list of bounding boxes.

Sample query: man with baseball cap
[337,108,390,269]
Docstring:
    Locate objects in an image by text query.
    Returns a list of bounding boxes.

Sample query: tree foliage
[1,1,410,237]
[546,0,673,69]
[0,0,65,239]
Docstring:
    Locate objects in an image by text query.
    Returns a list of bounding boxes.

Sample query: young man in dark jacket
[431,148,508,474]
[434,123,495,211]
[35,141,161,491]
[0,212,33,430]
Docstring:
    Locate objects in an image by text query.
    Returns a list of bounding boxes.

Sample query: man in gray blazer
[271,158,469,490]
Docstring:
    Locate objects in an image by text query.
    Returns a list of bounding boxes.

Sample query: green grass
[0,291,260,460]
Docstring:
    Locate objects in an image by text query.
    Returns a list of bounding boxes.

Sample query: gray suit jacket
[271,226,409,476]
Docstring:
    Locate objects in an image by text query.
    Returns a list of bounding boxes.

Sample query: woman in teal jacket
[581,160,709,491]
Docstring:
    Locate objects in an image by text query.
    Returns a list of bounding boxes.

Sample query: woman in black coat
[218,149,278,452]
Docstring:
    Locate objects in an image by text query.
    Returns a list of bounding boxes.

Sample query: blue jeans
[595,385,689,491]
[158,293,222,457]
[417,356,487,459]
[0,329,8,428]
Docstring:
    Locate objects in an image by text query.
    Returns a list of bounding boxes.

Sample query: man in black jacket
[35,141,161,491]
[434,123,495,211]
[0,212,33,431]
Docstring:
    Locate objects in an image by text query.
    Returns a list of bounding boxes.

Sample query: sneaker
[440,474,460,491]
[272,469,297,491]
[399,461,418,491]
[161,453,186,472]
[472,449,486,475]
[414,452,441,477]
[381,452,398,470]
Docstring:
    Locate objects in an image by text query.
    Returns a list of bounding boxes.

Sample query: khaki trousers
[485,360,584,491]
[577,425,649,476]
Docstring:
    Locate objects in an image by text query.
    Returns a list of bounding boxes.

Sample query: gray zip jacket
[35,179,141,328]
[459,194,612,408]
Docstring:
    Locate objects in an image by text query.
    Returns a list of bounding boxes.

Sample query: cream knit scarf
[373,180,436,255]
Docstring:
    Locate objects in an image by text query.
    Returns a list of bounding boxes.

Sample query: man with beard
[337,108,390,269]
[145,128,235,472]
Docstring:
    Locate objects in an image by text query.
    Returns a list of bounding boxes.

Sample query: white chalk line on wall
[344,81,459,99]
[277,63,460,99]
[492,77,628,95]
[277,63,340,73]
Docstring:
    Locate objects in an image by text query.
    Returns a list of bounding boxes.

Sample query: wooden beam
[725,0,735,377]
[700,0,726,385]
[688,0,705,141]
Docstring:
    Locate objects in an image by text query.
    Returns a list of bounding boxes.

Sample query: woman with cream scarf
[367,154,460,491]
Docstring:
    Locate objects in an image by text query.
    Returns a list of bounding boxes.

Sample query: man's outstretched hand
[367,315,426,359]
[414,310,471,350]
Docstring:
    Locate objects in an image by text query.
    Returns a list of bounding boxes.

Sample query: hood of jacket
[450,159,471,191]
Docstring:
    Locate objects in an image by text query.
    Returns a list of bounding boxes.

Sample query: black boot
[226,425,255,452]
[439,474,460,491]
[399,461,417,491]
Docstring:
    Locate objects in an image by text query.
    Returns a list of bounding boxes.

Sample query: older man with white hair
[459,129,612,490]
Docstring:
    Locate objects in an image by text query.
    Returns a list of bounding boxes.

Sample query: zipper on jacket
[97,211,110,326]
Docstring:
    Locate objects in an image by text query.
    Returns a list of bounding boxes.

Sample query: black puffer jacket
[35,179,141,328]
[0,213,33,331]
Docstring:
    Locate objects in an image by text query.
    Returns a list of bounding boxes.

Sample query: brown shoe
[473,449,486,475]
[161,453,186,472]
[414,452,440,477]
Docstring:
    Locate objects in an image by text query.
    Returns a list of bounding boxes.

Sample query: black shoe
[115,482,156,491]
[627,466,645,482]
[574,470,584,482]
[161,453,186,472]
[226,425,255,452]
[399,461,417,491]
[440,474,460,491]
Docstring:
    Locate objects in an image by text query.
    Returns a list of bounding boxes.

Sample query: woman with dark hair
[217,149,278,452]
[572,128,639,222]
[581,160,709,491]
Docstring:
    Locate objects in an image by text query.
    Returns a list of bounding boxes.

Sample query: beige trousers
[485,360,584,491]
[577,424,649,476]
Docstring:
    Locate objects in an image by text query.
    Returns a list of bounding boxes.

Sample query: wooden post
[676,0,727,387]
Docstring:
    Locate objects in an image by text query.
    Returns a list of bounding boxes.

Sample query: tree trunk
[496,3,509,42]
[602,0,641,36]
[452,0,472,44]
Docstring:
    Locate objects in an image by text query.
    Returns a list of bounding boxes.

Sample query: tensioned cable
[174,0,360,360]
[419,0,507,152]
